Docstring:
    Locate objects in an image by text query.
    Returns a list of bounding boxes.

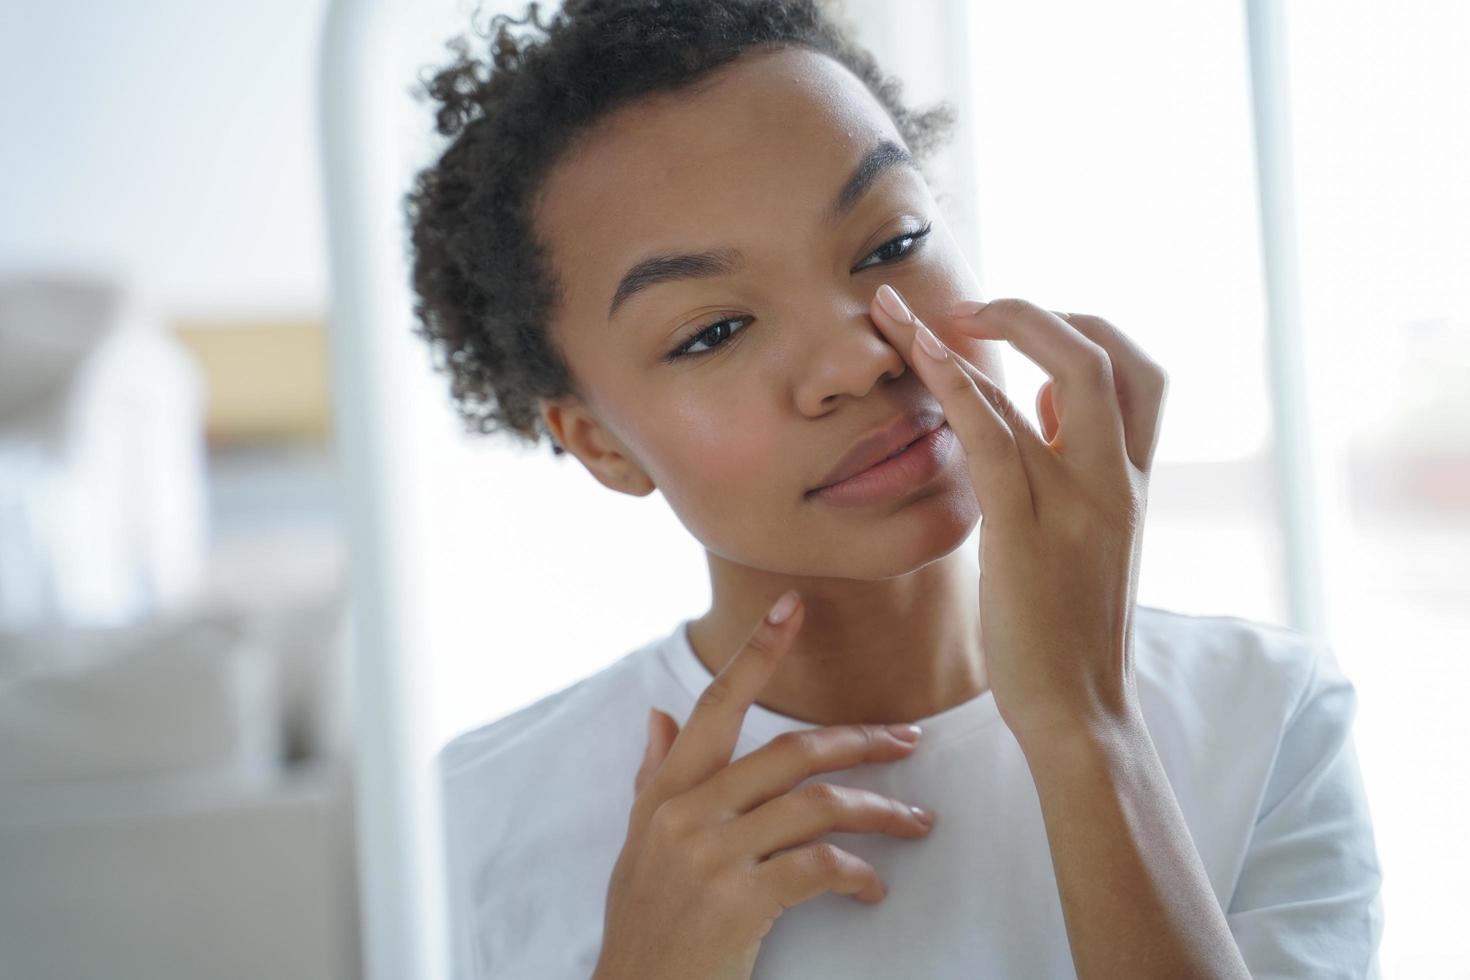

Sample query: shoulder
[1132,602,1338,730]
[436,625,691,846]
[1129,605,1360,840]
[439,632,670,787]
[437,630,684,979]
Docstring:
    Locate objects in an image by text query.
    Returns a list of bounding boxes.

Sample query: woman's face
[536,44,1001,579]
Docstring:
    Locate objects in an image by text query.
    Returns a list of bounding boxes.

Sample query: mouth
[877,432,927,464]
[807,408,947,495]
[805,421,956,505]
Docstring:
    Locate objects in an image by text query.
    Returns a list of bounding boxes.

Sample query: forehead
[533,45,908,318]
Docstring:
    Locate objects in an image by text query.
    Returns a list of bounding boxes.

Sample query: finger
[680,723,923,817]
[753,841,888,905]
[939,334,1053,461]
[874,286,1052,462]
[650,591,805,801]
[1037,381,1060,444]
[734,782,934,862]
[944,297,1130,475]
[870,283,1038,525]
[940,345,1066,506]
[633,708,680,796]
[1046,311,1169,473]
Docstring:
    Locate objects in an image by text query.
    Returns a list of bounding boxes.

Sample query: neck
[686,547,987,727]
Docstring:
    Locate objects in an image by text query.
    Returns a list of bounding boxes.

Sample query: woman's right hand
[591,590,937,980]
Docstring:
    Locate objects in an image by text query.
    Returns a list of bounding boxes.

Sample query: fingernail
[947,300,988,317]
[876,283,910,322]
[767,589,799,624]
[887,723,923,742]
[914,323,948,360]
[910,804,935,826]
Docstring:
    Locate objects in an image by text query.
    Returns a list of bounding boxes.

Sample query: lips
[808,407,947,493]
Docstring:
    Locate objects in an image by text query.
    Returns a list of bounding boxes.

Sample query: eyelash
[663,220,935,363]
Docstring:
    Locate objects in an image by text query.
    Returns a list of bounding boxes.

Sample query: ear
[539,395,657,497]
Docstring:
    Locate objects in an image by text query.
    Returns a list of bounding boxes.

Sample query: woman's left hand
[869,285,1169,751]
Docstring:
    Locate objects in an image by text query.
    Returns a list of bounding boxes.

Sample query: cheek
[674,413,772,485]
[652,396,787,511]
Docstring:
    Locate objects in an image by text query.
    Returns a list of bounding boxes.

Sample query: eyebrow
[606,138,918,321]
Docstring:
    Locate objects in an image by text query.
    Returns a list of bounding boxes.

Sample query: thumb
[634,708,679,795]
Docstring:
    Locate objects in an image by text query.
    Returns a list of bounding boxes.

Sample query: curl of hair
[404,0,956,456]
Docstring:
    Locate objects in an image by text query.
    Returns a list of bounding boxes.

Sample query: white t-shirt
[438,604,1385,979]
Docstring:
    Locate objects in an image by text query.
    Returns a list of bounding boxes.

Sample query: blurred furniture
[0,278,359,977]
[0,584,360,980]
[0,275,208,631]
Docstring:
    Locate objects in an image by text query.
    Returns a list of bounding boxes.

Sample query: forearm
[1020,718,1253,980]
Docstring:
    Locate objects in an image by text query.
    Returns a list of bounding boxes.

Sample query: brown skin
[536,44,1008,728]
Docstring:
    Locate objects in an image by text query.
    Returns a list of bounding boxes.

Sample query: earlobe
[595,468,658,498]
[538,396,656,498]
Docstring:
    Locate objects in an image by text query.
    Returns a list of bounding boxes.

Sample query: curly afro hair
[404,0,957,456]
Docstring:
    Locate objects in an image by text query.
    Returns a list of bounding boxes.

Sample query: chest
[471,773,1084,979]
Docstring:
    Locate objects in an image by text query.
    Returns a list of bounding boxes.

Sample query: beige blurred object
[170,317,334,447]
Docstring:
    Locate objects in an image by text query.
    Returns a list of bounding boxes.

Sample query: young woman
[407,1,1384,977]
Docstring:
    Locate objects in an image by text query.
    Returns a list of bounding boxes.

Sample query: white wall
[0,1,330,317]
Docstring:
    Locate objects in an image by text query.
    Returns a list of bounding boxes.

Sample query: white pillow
[0,600,279,785]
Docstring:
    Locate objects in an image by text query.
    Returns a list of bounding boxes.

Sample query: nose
[793,302,909,415]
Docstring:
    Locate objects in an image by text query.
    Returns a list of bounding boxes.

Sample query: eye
[851,220,933,273]
[663,220,934,362]
[663,315,752,362]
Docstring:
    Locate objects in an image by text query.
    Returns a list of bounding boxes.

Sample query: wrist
[1014,705,1150,767]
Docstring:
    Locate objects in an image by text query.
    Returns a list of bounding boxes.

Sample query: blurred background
[0,1,1464,978]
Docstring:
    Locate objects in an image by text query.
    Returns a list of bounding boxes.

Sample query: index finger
[947,298,1129,475]
[651,590,806,799]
